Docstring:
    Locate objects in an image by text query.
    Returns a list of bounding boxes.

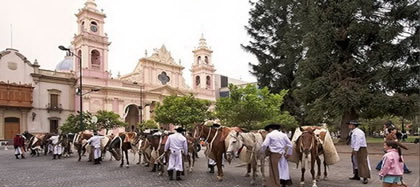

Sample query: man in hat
[87,131,104,165]
[347,120,370,184]
[260,123,293,187]
[13,134,25,159]
[164,126,188,180]
[48,134,63,159]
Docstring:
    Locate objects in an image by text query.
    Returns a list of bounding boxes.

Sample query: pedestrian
[260,123,293,187]
[87,131,104,165]
[347,120,370,184]
[13,134,25,159]
[376,127,412,174]
[383,121,395,141]
[379,141,405,187]
[164,126,188,181]
[48,134,63,159]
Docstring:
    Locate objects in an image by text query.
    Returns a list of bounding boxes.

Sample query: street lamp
[133,82,150,131]
[59,45,83,130]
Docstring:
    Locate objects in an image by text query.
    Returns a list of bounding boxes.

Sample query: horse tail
[109,136,122,161]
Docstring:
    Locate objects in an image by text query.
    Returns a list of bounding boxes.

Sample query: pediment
[148,85,187,97]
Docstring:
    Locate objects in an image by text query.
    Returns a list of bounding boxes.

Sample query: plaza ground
[0,142,418,187]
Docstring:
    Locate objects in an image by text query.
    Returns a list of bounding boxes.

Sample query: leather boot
[176,171,182,181]
[209,165,215,173]
[167,170,173,180]
[349,169,360,180]
[362,178,368,184]
[150,164,157,172]
[15,154,19,159]
[52,154,57,160]
[58,154,61,159]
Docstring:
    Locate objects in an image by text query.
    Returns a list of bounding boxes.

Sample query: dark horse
[193,123,232,181]
[147,132,169,176]
[108,132,137,168]
[73,131,93,161]
[295,127,326,187]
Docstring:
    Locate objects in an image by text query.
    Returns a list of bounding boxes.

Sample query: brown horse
[193,123,232,181]
[295,127,324,187]
[73,131,93,162]
[108,132,137,168]
[27,134,45,156]
[185,133,200,173]
[147,132,169,176]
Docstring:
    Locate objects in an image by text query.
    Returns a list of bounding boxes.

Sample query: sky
[0,0,258,86]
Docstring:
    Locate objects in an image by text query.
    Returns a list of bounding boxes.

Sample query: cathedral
[0,0,250,140]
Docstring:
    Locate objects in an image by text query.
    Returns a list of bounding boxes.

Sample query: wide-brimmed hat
[264,123,281,131]
[346,120,360,126]
[174,126,186,132]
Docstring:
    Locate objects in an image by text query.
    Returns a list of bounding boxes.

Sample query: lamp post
[59,45,83,130]
[133,82,149,131]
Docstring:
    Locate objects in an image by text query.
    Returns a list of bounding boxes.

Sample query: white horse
[226,130,266,185]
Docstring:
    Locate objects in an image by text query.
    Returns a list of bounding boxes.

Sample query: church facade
[0,0,220,139]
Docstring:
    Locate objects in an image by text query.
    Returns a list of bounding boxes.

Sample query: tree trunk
[339,108,358,143]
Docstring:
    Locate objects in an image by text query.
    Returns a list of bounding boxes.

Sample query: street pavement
[0,143,418,187]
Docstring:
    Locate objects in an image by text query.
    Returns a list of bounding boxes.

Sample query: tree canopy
[154,94,212,130]
[244,0,419,140]
[60,110,126,134]
[215,84,298,130]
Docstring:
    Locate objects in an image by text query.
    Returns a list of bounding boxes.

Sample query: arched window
[91,50,101,69]
[205,56,209,64]
[206,76,211,89]
[90,21,98,32]
[195,76,200,86]
[197,56,201,64]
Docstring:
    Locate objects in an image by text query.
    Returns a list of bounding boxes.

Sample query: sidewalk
[335,142,419,155]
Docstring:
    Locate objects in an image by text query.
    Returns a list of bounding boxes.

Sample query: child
[379,141,404,187]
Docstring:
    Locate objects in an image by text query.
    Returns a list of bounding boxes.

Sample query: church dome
[55,56,74,72]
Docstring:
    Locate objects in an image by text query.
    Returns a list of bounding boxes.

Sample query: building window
[206,76,211,89]
[50,94,58,108]
[49,119,59,134]
[221,76,228,88]
[195,76,200,86]
[205,56,209,64]
[197,56,201,64]
[220,91,230,98]
[91,50,101,69]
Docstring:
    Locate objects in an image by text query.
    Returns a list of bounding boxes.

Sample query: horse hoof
[216,176,223,181]
[125,165,129,168]
[120,165,123,168]
[250,180,255,185]
[158,172,163,176]
[244,173,250,177]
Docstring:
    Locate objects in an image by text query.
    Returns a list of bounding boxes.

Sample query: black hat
[264,123,281,131]
[384,121,394,128]
[387,126,396,133]
[175,126,186,132]
[346,120,360,126]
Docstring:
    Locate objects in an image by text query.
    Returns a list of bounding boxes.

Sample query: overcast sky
[0,0,258,86]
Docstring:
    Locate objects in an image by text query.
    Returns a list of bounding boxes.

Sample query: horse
[73,131,93,161]
[59,133,74,158]
[294,127,323,187]
[27,134,45,156]
[183,132,201,173]
[146,132,169,176]
[108,132,137,168]
[193,123,232,181]
[226,130,266,185]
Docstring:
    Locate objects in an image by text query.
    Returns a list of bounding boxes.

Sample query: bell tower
[191,34,216,101]
[72,0,110,78]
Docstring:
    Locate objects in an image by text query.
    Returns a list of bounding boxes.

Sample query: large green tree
[60,110,126,134]
[95,110,127,133]
[244,0,419,141]
[154,94,212,130]
[215,84,297,130]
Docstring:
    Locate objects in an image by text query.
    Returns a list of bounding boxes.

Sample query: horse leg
[215,153,224,181]
[244,164,251,177]
[323,160,328,180]
[311,156,317,187]
[125,150,130,168]
[250,160,257,185]
[316,156,321,180]
[260,158,266,186]
[301,159,305,186]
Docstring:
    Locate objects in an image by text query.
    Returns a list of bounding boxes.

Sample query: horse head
[226,130,242,163]
[297,128,316,158]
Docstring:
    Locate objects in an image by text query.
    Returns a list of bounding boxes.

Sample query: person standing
[49,134,62,159]
[347,120,370,184]
[260,123,293,187]
[164,126,188,180]
[379,141,405,187]
[13,134,25,159]
[87,131,103,165]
